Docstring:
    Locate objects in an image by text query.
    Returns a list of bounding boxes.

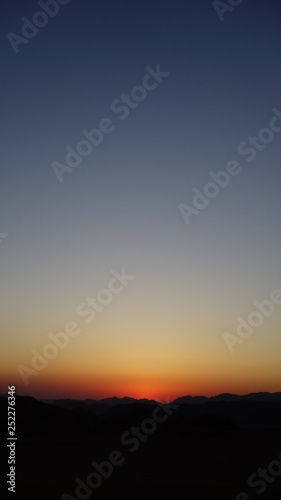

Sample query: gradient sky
[1,0,281,400]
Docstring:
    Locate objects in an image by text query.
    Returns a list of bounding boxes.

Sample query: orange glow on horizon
[8,367,281,402]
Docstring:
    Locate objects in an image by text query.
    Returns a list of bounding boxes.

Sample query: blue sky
[1,0,281,398]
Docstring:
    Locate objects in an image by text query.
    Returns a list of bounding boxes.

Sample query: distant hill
[37,391,281,414]
[173,391,281,405]
[34,392,281,429]
[44,395,159,414]
[3,391,281,414]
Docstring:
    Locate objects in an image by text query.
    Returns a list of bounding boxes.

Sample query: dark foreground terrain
[1,395,281,499]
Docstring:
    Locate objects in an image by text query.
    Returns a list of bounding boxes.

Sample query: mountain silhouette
[1,393,281,499]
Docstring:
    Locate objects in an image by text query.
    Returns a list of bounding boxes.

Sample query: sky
[1,0,281,401]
